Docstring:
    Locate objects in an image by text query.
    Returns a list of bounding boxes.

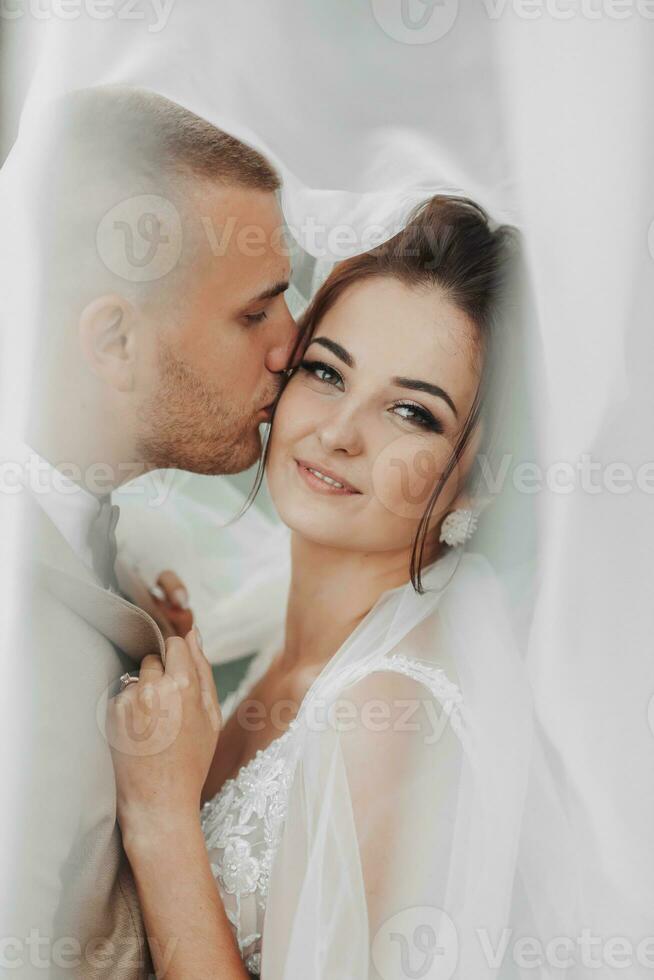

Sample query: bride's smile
[294,458,363,495]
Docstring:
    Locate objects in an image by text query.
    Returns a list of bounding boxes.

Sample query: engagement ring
[119,672,139,691]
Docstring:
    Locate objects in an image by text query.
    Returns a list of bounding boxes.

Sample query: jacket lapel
[23,492,166,664]
[36,563,166,664]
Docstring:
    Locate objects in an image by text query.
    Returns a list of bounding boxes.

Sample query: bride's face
[266,276,482,557]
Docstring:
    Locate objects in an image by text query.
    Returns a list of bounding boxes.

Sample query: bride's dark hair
[251,195,517,592]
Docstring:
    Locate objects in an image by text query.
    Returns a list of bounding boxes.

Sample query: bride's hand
[107,630,222,845]
[149,570,195,638]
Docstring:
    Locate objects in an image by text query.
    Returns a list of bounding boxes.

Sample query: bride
[108,196,533,979]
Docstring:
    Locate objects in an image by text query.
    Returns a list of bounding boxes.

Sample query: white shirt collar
[5,442,104,573]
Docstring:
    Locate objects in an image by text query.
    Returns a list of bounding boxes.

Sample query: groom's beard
[136,341,265,476]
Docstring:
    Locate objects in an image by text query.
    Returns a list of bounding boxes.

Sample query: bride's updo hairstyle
[263,196,516,592]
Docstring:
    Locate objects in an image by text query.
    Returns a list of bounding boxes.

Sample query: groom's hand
[150,570,194,637]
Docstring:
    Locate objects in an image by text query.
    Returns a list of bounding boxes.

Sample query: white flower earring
[439,508,479,547]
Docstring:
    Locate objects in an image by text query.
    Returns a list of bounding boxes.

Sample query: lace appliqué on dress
[380,653,465,739]
[201,715,300,974]
[325,652,466,741]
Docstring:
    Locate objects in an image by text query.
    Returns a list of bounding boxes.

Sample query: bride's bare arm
[108,633,248,979]
[123,819,249,979]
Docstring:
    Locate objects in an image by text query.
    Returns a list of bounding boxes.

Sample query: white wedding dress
[200,636,466,976]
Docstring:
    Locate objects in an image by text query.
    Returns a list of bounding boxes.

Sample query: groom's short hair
[35,86,280,318]
[47,86,280,191]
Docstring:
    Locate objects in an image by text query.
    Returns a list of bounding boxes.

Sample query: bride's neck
[280,533,412,673]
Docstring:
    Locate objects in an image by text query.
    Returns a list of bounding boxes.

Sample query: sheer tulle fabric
[116,478,534,978]
[259,550,532,979]
[5,8,652,970]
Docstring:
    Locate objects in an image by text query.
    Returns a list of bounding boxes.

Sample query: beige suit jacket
[7,493,168,978]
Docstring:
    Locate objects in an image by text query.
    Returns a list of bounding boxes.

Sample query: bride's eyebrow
[308,337,354,367]
[393,377,458,419]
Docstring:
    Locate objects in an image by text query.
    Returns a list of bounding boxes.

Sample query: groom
[9,86,294,978]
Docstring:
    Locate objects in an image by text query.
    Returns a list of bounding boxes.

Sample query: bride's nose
[316,404,364,456]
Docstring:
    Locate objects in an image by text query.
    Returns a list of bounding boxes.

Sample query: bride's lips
[295,459,362,496]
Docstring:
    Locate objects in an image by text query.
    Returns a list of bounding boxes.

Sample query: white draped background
[1,2,653,975]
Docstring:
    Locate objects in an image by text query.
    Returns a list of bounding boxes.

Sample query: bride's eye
[391,401,443,434]
[299,360,344,389]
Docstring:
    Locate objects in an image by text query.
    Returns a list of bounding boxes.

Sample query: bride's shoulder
[327,657,465,796]
[333,633,464,746]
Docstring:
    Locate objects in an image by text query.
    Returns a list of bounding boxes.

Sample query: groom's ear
[78,294,138,392]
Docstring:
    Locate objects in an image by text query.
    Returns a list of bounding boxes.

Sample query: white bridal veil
[2,2,654,978]
[114,465,537,980]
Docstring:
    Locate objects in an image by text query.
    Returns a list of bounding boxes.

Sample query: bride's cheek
[370,435,444,521]
[272,389,317,452]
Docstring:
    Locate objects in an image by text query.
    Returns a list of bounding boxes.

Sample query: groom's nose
[264,302,297,374]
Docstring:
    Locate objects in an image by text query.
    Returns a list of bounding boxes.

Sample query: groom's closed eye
[240,279,290,326]
[243,310,270,324]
